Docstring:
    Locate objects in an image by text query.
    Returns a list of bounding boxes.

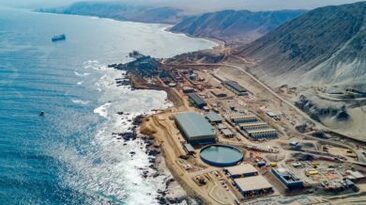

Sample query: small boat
[39,111,45,117]
[52,34,66,42]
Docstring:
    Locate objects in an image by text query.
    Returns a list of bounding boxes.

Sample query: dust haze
[0,0,362,12]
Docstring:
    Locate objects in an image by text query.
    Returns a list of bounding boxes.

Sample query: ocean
[0,7,216,205]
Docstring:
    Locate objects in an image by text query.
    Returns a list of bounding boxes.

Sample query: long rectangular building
[227,113,258,124]
[223,80,248,96]
[187,93,207,108]
[239,122,269,131]
[247,128,278,140]
[175,112,216,145]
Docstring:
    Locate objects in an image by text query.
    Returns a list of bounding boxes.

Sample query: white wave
[93,102,111,119]
[82,60,109,71]
[71,99,90,105]
[95,65,109,71]
[76,81,83,85]
[74,71,90,77]
[56,61,177,204]
[83,60,99,65]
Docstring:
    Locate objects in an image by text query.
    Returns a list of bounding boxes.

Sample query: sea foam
[58,61,174,204]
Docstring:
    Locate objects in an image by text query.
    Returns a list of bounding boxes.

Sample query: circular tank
[200,144,243,167]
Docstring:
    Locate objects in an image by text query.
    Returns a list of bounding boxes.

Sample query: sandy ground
[294,88,366,142]
[131,50,366,204]
[214,65,311,139]
[140,112,220,205]
[322,107,366,141]
[139,86,242,205]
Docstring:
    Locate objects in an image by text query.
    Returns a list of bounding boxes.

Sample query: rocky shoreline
[110,69,195,204]
[112,113,195,204]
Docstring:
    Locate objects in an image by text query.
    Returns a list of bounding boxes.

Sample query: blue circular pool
[200,145,243,167]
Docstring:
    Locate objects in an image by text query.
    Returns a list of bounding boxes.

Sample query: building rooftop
[247,128,277,134]
[175,112,215,142]
[223,80,247,92]
[221,128,234,136]
[187,93,206,107]
[228,113,257,119]
[183,143,195,153]
[239,122,268,127]
[211,90,227,96]
[217,123,227,130]
[346,170,365,179]
[273,168,302,183]
[226,163,258,176]
[206,111,223,123]
[266,111,281,117]
[234,175,272,191]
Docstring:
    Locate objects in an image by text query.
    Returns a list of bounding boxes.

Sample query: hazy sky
[0,0,363,12]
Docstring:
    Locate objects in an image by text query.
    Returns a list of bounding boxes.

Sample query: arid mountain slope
[41,2,303,44]
[39,2,182,24]
[170,10,304,43]
[238,1,366,88]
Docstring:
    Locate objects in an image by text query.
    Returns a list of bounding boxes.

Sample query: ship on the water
[51,34,66,42]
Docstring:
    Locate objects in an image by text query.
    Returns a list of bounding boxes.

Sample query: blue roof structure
[187,93,207,108]
[175,112,215,144]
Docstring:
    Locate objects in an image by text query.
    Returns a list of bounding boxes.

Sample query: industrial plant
[138,63,366,204]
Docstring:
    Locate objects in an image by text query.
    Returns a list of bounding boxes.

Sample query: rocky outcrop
[295,95,350,122]
[109,53,161,77]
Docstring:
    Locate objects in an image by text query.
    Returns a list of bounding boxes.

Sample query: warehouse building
[206,111,223,124]
[247,128,278,140]
[227,113,258,124]
[175,112,216,145]
[183,143,195,155]
[224,164,258,178]
[346,170,366,182]
[187,93,207,109]
[216,123,227,130]
[272,168,304,189]
[211,90,227,98]
[221,128,235,138]
[233,176,273,197]
[266,111,281,121]
[239,122,269,131]
[182,86,194,93]
[223,80,248,96]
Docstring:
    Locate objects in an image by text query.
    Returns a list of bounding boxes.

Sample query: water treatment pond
[200,145,243,167]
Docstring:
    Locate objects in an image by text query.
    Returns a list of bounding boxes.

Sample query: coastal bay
[0,7,216,204]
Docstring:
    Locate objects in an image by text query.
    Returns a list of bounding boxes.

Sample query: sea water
[0,7,216,205]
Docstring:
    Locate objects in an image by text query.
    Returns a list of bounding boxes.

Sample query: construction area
[137,63,366,204]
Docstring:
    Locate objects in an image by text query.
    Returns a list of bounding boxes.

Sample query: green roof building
[175,112,216,145]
